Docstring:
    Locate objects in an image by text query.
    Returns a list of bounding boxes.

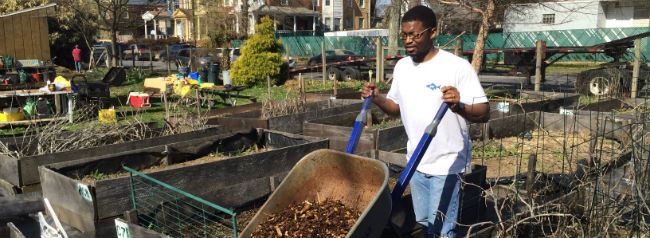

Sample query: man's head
[400,6,438,61]
[74,44,79,48]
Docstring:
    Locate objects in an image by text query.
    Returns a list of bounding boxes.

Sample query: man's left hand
[441,86,461,112]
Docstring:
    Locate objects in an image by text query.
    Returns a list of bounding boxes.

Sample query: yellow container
[0,111,24,122]
[98,109,117,122]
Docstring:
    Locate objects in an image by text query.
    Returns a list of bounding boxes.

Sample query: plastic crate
[98,109,117,122]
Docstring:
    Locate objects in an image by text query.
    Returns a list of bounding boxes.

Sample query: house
[322,0,373,31]
[0,4,56,61]
[242,0,320,34]
[504,0,650,33]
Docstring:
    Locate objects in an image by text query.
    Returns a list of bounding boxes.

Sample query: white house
[322,0,343,31]
[504,0,650,33]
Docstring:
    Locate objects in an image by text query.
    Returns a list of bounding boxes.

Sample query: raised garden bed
[303,108,404,155]
[470,112,630,179]
[489,90,579,119]
[0,125,221,195]
[39,129,328,237]
[208,99,364,134]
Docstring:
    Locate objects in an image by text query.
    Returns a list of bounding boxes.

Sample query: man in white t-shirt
[362,5,489,238]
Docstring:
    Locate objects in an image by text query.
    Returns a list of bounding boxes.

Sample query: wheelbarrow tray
[239,149,390,238]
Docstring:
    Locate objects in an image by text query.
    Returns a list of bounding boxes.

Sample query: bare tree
[240,0,249,38]
[92,0,130,67]
[387,0,401,56]
[430,0,496,73]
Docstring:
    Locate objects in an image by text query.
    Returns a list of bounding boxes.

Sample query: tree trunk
[241,0,248,37]
[470,0,495,74]
[110,30,118,67]
[388,0,401,56]
[409,0,419,9]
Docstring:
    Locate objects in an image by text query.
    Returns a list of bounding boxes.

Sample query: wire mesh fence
[123,165,238,238]
[461,91,650,237]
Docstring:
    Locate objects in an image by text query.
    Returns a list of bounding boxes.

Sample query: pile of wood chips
[251,199,360,238]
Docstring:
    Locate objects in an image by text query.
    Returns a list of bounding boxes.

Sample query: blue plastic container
[189,71,199,80]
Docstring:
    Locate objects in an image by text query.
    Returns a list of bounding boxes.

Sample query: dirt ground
[472,129,622,178]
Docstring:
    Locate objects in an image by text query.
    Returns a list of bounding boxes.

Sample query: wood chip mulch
[251,199,361,238]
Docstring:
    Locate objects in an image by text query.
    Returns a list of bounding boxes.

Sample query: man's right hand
[361,82,378,99]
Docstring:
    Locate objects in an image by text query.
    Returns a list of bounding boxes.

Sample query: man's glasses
[399,27,432,40]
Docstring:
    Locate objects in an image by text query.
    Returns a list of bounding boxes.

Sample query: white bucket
[222,70,231,86]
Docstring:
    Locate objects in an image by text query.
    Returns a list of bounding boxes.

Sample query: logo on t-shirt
[426,82,441,91]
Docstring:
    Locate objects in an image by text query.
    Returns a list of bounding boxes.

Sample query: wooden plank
[376,125,407,152]
[0,192,44,217]
[115,218,173,238]
[12,15,25,60]
[302,120,375,153]
[0,18,6,57]
[29,11,42,61]
[0,155,20,186]
[39,166,97,234]
[3,16,15,59]
[37,10,50,60]
[20,14,33,60]
[5,127,220,187]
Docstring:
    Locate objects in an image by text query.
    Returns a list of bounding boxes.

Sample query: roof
[0,3,56,18]
[252,5,319,17]
[172,8,194,19]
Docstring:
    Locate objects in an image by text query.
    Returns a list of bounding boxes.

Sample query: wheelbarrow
[239,149,391,238]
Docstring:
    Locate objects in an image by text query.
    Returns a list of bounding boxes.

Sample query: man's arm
[361,82,400,117]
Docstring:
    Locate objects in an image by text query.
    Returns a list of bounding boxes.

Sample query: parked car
[307,49,363,66]
[156,43,193,61]
[122,44,154,60]
[230,47,241,62]
[176,48,218,69]
[91,42,127,65]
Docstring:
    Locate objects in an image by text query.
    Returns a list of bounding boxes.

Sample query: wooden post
[166,44,171,75]
[149,49,153,73]
[163,92,169,120]
[286,44,290,62]
[195,87,201,115]
[377,38,384,82]
[267,75,272,100]
[321,41,326,84]
[132,48,135,68]
[369,70,373,84]
[333,74,337,98]
[526,154,537,192]
[534,40,545,91]
[299,73,306,105]
[631,38,641,99]
[455,39,464,57]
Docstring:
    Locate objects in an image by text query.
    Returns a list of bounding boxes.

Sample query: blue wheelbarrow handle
[390,102,450,211]
[345,94,374,154]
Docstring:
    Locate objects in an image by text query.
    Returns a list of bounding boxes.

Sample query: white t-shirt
[387,49,487,175]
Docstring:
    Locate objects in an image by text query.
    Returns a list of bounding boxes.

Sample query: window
[316,0,320,6]
[334,18,340,31]
[325,17,330,26]
[634,7,648,20]
[348,0,353,7]
[360,0,364,8]
[345,18,352,29]
[281,0,288,5]
[542,14,555,24]
[358,18,364,28]
[325,0,330,6]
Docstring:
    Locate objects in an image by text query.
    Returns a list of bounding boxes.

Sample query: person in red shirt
[72,45,82,73]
